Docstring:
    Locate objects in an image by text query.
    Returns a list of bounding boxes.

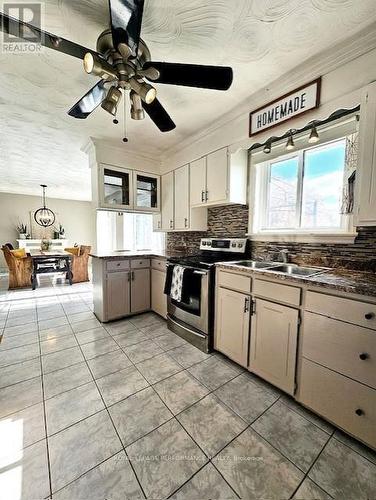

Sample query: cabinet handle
[244,297,249,313]
[158,221,161,229]
[184,218,188,228]
[131,271,135,281]
[169,220,174,229]
[201,191,205,202]
[365,312,374,320]
[359,353,369,360]
[205,190,209,201]
[355,408,364,416]
[127,272,131,282]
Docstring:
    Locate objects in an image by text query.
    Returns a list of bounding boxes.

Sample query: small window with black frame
[103,168,130,206]
[136,174,158,208]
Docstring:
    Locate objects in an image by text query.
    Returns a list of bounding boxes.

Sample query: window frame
[250,136,357,243]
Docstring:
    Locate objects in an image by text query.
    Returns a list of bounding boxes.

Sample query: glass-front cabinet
[98,164,160,212]
[133,172,160,212]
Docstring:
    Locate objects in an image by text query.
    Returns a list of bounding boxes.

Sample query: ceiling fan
[0,1,233,136]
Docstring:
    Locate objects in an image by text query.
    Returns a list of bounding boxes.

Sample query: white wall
[0,192,94,270]
[160,41,376,172]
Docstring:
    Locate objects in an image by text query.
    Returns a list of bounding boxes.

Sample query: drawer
[253,279,301,307]
[130,259,150,269]
[152,258,167,271]
[217,270,251,294]
[106,260,130,272]
[302,312,376,389]
[306,291,376,330]
[298,359,376,449]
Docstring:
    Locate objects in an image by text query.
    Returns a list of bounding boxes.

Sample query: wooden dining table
[28,250,73,290]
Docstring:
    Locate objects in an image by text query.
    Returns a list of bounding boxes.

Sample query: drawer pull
[355,408,364,416]
[116,263,120,266]
[365,313,374,320]
[359,353,369,360]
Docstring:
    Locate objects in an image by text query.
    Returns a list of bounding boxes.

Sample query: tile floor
[0,275,375,499]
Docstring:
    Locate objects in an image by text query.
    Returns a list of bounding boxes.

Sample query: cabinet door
[190,157,207,206]
[356,82,376,225]
[215,287,250,367]
[106,271,130,320]
[249,299,298,395]
[100,164,133,210]
[153,213,162,232]
[206,148,228,204]
[161,171,174,231]
[151,269,167,318]
[133,172,160,212]
[174,164,190,230]
[131,268,150,313]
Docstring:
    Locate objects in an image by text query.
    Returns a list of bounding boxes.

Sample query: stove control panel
[200,238,247,252]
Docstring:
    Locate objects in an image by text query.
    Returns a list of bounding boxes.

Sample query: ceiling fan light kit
[83,53,118,82]
[101,87,122,116]
[0,0,234,139]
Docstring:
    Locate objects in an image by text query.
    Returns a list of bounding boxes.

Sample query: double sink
[229,260,330,278]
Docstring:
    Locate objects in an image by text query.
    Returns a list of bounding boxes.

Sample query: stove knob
[237,243,243,248]
[202,241,207,246]
[231,242,236,247]
[207,241,212,246]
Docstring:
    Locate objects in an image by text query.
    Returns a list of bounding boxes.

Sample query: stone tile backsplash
[166,205,376,271]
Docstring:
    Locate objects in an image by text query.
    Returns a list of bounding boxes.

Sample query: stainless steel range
[166,238,247,353]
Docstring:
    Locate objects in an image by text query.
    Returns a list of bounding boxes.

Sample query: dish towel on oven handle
[170,265,186,302]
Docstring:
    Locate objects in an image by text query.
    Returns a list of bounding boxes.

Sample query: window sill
[247,231,358,244]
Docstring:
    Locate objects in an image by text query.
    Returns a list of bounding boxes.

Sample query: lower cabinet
[298,358,376,449]
[151,268,167,318]
[215,287,250,367]
[131,268,150,314]
[249,298,299,395]
[106,271,131,320]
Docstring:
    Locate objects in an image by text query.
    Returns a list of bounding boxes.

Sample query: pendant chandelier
[34,184,55,227]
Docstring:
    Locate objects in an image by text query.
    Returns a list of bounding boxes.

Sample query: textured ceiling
[1,0,376,200]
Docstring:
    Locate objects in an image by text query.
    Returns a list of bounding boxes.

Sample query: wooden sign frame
[249,77,321,137]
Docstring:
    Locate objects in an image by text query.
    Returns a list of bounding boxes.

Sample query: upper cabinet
[356,82,376,226]
[98,164,160,212]
[101,165,133,210]
[174,164,190,230]
[157,166,207,232]
[161,171,174,231]
[133,172,160,212]
[190,147,248,208]
[190,157,207,206]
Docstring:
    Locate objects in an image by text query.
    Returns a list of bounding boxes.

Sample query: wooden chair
[2,245,32,289]
[65,245,91,283]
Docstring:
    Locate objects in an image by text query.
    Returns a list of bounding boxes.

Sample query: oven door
[167,266,209,334]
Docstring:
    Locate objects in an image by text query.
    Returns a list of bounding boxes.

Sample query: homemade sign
[249,78,321,136]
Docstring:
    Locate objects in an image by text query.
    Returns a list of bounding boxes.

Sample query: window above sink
[248,116,359,244]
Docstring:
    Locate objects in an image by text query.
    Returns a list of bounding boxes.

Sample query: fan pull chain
[123,90,128,143]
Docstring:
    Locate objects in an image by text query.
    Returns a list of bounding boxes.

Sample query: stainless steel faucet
[279,249,289,263]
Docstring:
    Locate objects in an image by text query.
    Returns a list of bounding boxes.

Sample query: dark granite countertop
[90,250,192,259]
[216,262,376,298]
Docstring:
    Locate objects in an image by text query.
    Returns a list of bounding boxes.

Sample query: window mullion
[296,150,304,229]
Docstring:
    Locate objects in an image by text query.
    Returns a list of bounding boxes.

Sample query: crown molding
[161,21,376,161]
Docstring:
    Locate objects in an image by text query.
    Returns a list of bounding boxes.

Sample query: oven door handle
[168,315,207,339]
[192,270,207,275]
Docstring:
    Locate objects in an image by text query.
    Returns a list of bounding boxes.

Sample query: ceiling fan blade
[142,99,176,132]
[143,62,233,90]
[109,0,144,58]
[68,81,108,119]
[0,11,99,59]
